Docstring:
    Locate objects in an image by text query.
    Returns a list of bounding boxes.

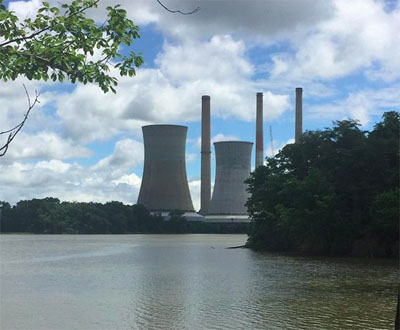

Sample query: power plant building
[255,92,264,167]
[206,141,253,223]
[136,89,302,223]
[137,125,200,219]
[199,95,211,215]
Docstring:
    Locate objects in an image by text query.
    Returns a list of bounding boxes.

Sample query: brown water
[0,234,397,330]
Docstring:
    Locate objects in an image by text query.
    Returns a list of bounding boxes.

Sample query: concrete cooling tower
[137,125,195,213]
[206,141,253,223]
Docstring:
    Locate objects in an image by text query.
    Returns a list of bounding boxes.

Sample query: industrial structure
[137,125,198,217]
[255,92,264,167]
[295,87,303,143]
[136,88,303,223]
[199,95,211,215]
[206,141,253,223]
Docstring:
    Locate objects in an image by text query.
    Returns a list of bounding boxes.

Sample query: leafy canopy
[0,0,144,93]
[246,111,399,256]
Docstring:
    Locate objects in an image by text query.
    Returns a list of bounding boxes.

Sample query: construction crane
[269,125,274,156]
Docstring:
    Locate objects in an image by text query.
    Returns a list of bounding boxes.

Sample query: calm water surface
[0,234,397,330]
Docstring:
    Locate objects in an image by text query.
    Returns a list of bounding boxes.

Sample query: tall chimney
[200,95,211,215]
[256,92,264,167]
[295,87,303,143]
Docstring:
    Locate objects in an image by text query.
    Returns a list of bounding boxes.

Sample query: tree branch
[0,85,40,157]
[156,0,200,15]
[0,28,49,47]
[0,0,100,48]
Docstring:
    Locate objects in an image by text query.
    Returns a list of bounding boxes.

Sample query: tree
[0,0,144,155]
[0,0,143,92]
[167,209,187,233]
[246,112,399,256]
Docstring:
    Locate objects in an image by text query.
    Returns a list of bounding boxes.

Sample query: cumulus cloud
[52,35,290,144]
[3,0,398,206]
[7,0,42,19]
[91,139,144,176]
[186,153,197,164]
[211,133,240,144]
[195,133,240,149]
[307,84,400,125]
[188,179,200,211]
[149,0,334,41]
[8,0,334,40]
[1,132,92,162]
[0,139,143,205]
[270,0,400,82]
[0,78,55,133]
[265,138,295,158]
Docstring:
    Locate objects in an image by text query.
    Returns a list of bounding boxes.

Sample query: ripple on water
[0,235,398,330]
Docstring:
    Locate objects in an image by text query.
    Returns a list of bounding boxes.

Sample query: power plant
[295,87,303,143]
[199,95,211,216]
[206,141,253,223]
[137,88,303,222]
[255,92,263,167]
[137,125,201,220]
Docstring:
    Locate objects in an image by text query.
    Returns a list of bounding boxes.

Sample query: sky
[1,0,399,209]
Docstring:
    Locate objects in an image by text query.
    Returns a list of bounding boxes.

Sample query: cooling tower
[295,87,303,143]
[255,92,264,167]
[137,125,195,212]
[199,95,211,215]
[207,141,253,215]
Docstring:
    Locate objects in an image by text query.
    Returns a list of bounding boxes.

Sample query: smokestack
[295,87,303,143]
[255,92,264,167]
[200,95,211,215]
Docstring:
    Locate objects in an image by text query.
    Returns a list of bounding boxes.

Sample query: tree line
[0,199,247,234]
[246,111,399,257]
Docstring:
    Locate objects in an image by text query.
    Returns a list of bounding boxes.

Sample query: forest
[0,200,247,234]
[246,111,399,257]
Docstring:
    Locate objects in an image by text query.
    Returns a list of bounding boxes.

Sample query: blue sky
[1,0,399,209]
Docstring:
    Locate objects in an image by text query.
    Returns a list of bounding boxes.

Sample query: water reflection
[0,235,397,330]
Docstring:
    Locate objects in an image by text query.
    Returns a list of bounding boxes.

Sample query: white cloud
[0,139,143,205]
[270,0,400,82]
[1,132,92,162]
[188,179,200,211]
[8,0,42,19]
[157,36,253,83]
[9,0,334,41]
[186,153,197,163]
[151,0,334,41]
[211,133,240,144]
[112,173,142,187]
[52,35,290,144]
[195,133,240,149]
[3,0,399,206]
[265,138,295,158]
[307,84,400,125]
[91,139,144,178]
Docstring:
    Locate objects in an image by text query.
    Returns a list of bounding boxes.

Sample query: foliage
[246,111,399,257]
[0,0,144,93]
[166,210,187,233]
[0,199,249,234]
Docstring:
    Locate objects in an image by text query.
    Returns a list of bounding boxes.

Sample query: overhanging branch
[156,0,200,15]
[0,85,40,157]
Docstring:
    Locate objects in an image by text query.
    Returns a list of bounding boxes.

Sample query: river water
[0,234,397,330]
